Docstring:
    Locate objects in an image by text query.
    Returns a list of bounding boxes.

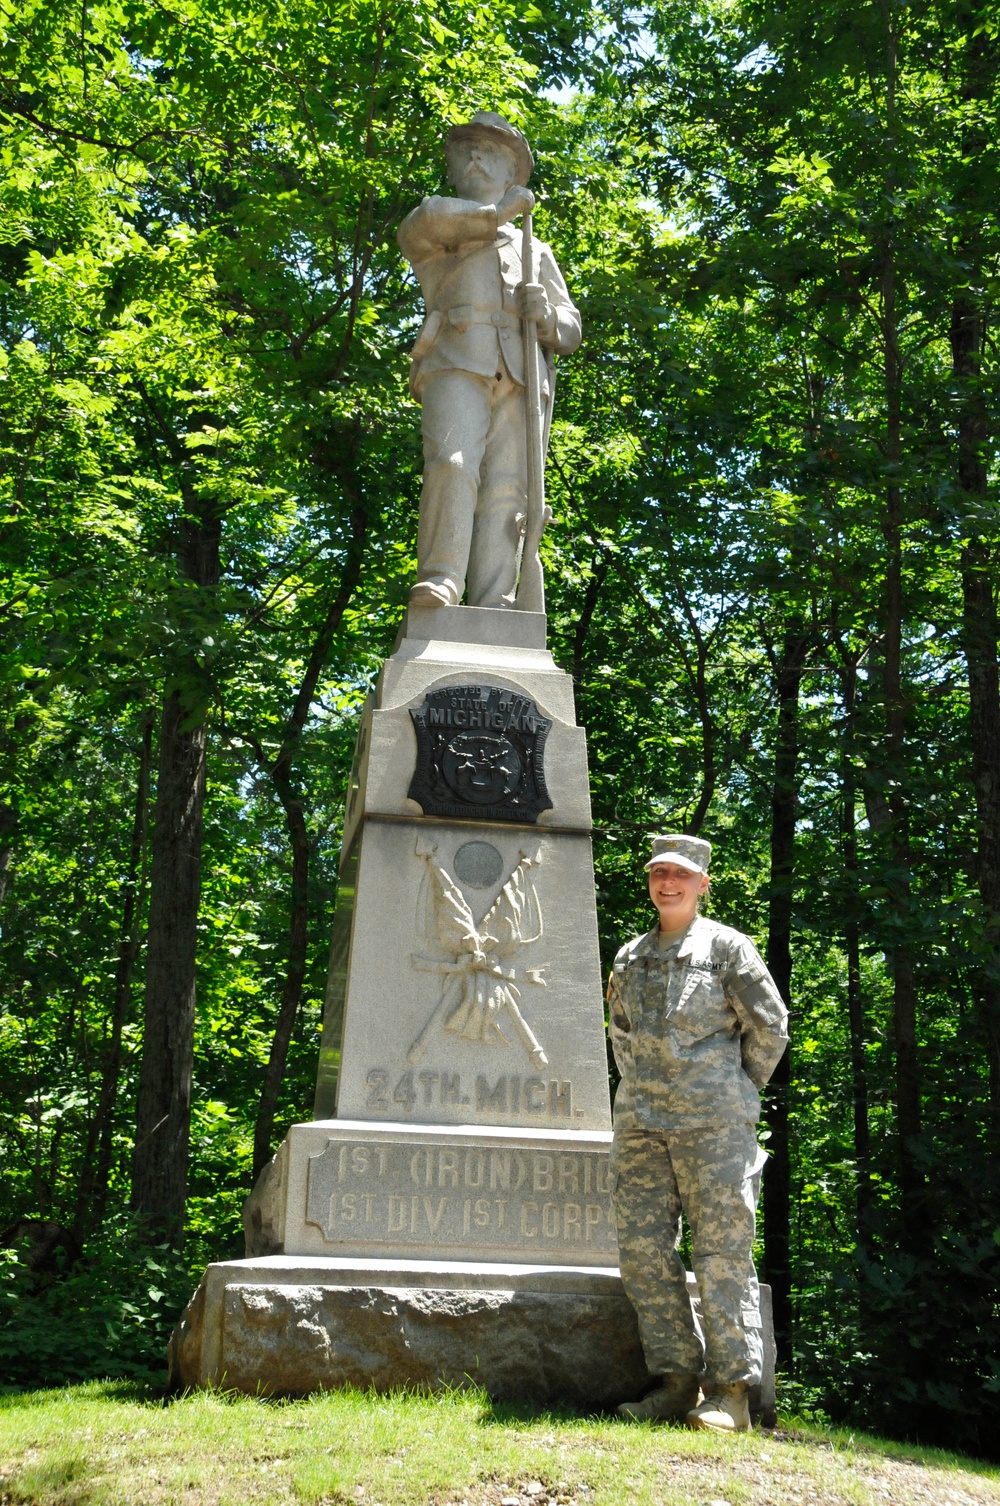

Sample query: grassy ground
[1,1383,998,1506]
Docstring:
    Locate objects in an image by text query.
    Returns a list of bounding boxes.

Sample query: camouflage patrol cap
[445,112,534,186]
[644,833,711,874]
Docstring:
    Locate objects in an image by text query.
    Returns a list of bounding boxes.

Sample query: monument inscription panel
[304,1128,616,1263]
[408,684,552,822]
[361,1069,579,1119]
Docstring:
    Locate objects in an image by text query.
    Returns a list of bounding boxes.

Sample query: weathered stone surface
[168,1274,207,1390]
[221,1283,642,1405]
[167,1255,776,1421]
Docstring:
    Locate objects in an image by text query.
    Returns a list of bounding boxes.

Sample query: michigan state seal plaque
[408,685,553,822]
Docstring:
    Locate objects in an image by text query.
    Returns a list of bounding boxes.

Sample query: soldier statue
[398,112,581,610]
[609,835,789,1432]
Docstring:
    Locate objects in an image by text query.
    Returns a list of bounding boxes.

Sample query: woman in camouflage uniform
[609,835,788,1431]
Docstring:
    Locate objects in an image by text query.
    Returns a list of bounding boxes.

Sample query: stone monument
[168,112,775,1419]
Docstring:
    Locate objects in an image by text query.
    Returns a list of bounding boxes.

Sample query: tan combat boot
[616,1373,701,1422]
[686,1381,751,1432]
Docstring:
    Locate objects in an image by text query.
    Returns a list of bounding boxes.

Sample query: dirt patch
[429,1458,1000,1506]
[429,1481,584,1506]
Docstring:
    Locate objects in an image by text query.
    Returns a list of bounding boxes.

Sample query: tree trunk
[882,470,920,1210]
[131,484,220,1240]
[876,15,922,1222]
[251,491,369,1180]
[0,801,15,906]
[73,714,152,1239]
[130,694,208,1236]
[839,658,871,1240]
[951,290,1000,1117]
[763,625,808,1368]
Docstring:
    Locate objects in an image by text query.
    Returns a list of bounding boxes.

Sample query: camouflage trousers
[611,1119,766,1386]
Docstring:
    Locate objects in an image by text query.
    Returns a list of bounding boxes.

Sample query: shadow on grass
[162,1375,611,1425]
[3,1452,94,1506]
[774,1419,1000,1477]
[0,1378,163,1409]
[473,1396,607,1429]
[0,1377,638,1430]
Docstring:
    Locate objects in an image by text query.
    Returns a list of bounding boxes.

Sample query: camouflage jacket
[608,916,788,1130]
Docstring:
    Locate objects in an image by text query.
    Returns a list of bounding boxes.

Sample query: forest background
[2,0,1000,1460]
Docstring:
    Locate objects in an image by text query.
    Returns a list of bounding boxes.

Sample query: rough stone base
[168,1256,776,1421]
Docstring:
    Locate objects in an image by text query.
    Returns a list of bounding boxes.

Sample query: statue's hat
[445,111,534,186]
[643,833,711,874]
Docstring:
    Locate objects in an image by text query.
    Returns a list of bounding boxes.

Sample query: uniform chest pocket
[618,960,651,1012]
[670,967,731,1038]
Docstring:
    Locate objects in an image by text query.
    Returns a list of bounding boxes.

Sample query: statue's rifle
[515,208,549,614]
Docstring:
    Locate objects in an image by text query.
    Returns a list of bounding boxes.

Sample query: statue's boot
[616,1373,700,1422]
[686,1381,751,1432]
[409,578,459,607]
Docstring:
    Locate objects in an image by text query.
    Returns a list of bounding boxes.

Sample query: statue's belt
[409,305,522,364]
[445,305,517,333]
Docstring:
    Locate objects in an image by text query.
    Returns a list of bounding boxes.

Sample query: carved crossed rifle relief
[408,836,547,1068]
